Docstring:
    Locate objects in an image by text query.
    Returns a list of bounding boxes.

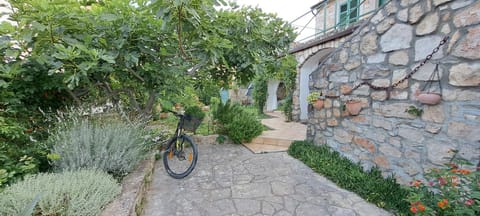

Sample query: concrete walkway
[143,142,391,215]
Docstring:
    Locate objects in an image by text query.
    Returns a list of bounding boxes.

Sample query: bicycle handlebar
[165,109,185,117]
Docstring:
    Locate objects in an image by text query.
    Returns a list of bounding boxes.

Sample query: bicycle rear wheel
[163,135,198,179]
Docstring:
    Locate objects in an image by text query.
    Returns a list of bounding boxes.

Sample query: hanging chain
[346,36,449,97]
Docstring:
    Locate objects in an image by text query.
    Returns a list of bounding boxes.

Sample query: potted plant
[345,99,362,116]
[307,92,325,110]
[159,100,174,119]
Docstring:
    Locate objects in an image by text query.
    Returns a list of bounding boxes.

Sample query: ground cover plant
[0,169,120,216]
[288,140,410,214]
[406,150,479,216]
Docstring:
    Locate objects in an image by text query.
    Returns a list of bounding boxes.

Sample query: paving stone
[296,203,329,216]
[234,199,261,216]
[143,143,392,216]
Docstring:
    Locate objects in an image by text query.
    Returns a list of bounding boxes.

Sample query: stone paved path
[143,143,391,216]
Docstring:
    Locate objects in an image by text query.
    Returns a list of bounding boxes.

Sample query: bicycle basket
[183,115,203,132]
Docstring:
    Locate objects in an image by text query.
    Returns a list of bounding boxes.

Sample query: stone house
[292,0,480,184]
[291,0,388,121]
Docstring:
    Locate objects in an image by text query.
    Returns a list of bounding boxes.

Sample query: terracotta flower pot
[174,103,182,110]
[417,93,442,105]
[159,112,169,119]
[313,99,324,110]
[346,100,362,116]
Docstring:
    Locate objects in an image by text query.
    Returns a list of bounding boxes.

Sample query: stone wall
[292,39,344,121]
[308,0,480,184]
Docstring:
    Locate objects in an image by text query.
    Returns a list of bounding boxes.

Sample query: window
[338,0,359,28]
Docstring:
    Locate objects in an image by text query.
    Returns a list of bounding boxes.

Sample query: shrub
[288,140,410,213]
[223,111,263,144]
[48,110,148,178]
[0,169,120,216]
[212,100,263,144]
[406,150,480,215]
[0,112,51,190]
[184,105,206,120]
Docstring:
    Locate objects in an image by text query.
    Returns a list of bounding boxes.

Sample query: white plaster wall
[266,80,280,112]
[300,63,316,120]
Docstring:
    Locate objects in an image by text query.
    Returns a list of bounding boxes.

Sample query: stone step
[242,142,289,154]
[243,136,295,154]
[250,136,294,147]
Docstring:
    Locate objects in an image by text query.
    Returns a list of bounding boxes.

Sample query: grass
[288,140,410,214]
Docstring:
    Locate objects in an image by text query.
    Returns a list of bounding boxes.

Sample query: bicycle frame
[171,111,186,151]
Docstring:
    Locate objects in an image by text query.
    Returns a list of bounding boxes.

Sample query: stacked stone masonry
[307,0,480,184]
[292,35,347,121]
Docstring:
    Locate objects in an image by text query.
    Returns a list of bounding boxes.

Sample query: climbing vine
[252,76,268,114]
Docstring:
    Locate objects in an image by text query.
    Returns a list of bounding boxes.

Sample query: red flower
[438,199,449,209]
[465,199,474,206]
[410,206,418,214]
[438,177,447,186]
[418,204,426,212]
[411,180,422,187]
[449,163,459,169]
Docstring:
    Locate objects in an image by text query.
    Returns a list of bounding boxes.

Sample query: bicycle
[161,110,199,179]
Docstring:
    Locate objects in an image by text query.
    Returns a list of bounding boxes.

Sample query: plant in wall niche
[406,149,480,215]
[307,92,325,110]
[405,105,423,117]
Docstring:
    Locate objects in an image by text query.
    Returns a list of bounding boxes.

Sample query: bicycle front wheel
[163,135,198,179]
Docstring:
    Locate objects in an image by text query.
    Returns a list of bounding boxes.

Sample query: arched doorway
[299,48,334,120]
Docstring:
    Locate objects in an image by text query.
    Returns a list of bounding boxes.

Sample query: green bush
[0,169,120,216]
[48,111,148,178]
[212,100,263,144]
[185,105,206,120]
[224,111,264,144]
[0,111,51,190]
[288,141,410,213]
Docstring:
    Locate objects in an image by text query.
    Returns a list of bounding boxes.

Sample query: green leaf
[99,13,118,22]
[0,79,8,88]
[5,49,20,59]
[0,21,15,34]
[31,21,47,31]
[100,54,116,64]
